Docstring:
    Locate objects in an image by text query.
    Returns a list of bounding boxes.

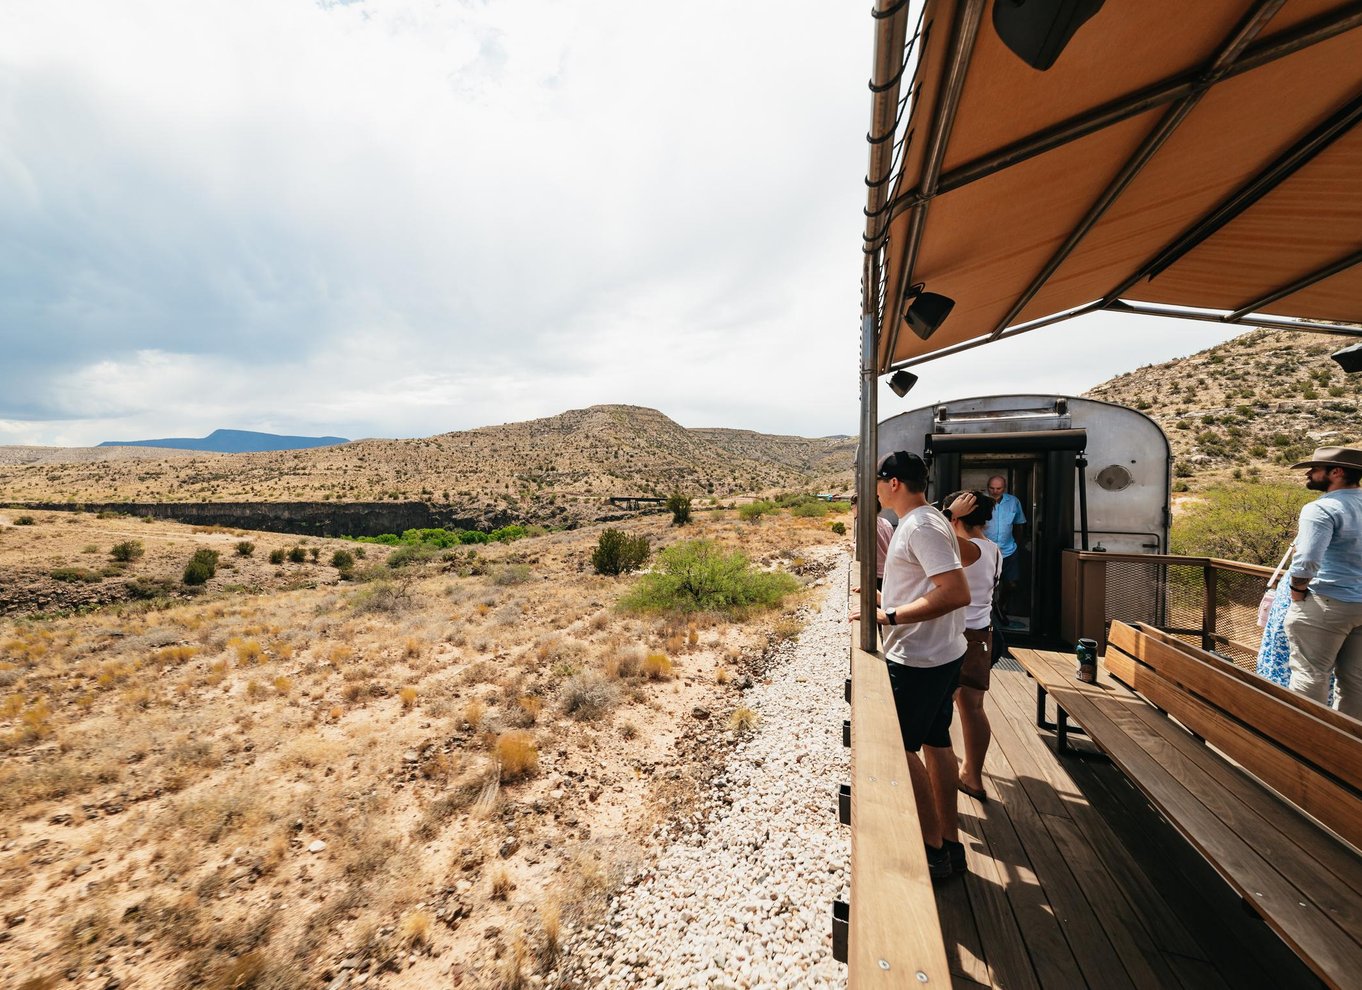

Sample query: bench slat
[1104,638,1362,853]
[1108,622,1362,794]
[1132,623,1362,737]
[1015,649,1362,989]
[849,633,952,987]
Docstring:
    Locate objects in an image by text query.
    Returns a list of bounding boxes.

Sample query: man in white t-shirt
[850,450,970,879]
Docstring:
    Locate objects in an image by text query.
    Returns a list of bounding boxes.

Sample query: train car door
[928,435,1081,645]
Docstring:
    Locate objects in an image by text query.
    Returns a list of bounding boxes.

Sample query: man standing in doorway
[1284,446,1362,717]
[984,475,1027,627]
[850,451,970,879]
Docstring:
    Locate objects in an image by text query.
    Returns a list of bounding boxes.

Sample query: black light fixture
[1332,341,1362,374]
[993,0,1105,72]
[902,284,955,341]
[888,369,918,397]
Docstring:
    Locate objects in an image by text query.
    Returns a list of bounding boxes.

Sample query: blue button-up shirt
[984,492,1026,558]
[1289,488,1362,603]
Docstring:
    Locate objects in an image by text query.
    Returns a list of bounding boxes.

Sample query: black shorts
[886,654,965,752]
[1000,552,1021,583]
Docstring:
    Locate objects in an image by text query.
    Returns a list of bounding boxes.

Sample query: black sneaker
[943,838,967,874]
[925,842,952,880]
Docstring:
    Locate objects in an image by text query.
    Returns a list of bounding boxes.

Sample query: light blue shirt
[984,492,1026,558]
[1289,488,1362,603]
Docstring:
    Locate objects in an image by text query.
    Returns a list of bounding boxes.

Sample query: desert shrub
[287,546,307,564]
[496,731,539,781]
[492,563,532,586]
[268,548,286,565]
[622,540,799,616]
[666,492,692,526]
[331,549,355,576]
[14,515,35,525]
[1171,483,1314,565]
[307,547,320,562]
[642,652,673,680]
[728,707,759,733]
[830,521,846,535]
[50,566,101,583]
[127,576,175,600]
[591,529,650,576]
[235,541,255,557]
[738,500,776,522]
[386,544,438,569]
[110,540,145,562]
[560,671,619,720]
[351,578,414,614]
[791,501,828,518]
[183,549,220,586]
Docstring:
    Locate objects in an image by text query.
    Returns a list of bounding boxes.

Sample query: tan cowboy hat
[1291,446,1362,470]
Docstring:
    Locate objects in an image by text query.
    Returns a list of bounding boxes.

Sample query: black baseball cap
[876,450,927,485]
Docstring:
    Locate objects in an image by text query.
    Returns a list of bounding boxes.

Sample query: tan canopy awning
[863,0,1362,371]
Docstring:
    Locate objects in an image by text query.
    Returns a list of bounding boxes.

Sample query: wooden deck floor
[937,663,1320,990]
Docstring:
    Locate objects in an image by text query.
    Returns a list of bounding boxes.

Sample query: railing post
[1202,564,1218,652]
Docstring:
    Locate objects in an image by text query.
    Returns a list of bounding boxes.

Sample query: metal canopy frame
[856,0,1362,650]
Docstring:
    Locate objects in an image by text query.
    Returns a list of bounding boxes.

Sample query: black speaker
[1332,341,1362,374]
[904,291,955,340]
[993,0,1105,71]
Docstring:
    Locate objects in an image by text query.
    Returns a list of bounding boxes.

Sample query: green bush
[792,501,829,518]
[387,544,438,569]
[738,500,776,522]
[268,548,287,565]
[830,521,846,535]
[287,546,307,564]
[331,549,356,574]
[14,515,34,526]
[183,549,220,586]
[591,529,650,576]
[110,540,145,562]
[666,493,692,526]
[621,540,799,616]
[126,576,175,600]
[1171,483,1314,565]
[235,541,255,557]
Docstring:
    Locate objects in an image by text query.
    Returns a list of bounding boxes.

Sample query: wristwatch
[885,608,898,626]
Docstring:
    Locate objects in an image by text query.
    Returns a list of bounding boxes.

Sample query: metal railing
[1061,550,1275,671]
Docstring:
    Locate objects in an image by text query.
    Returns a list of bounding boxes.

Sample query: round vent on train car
[1095,464,1133,492]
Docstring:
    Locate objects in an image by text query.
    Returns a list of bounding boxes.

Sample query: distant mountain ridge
[0,405,854,526]
[99,429,349,453]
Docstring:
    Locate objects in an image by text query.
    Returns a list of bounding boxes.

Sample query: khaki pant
[1285,592,1362,718]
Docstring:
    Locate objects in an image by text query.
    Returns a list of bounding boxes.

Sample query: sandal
[958,781,988,802]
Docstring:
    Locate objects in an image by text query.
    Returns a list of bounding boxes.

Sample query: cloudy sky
[0,0,1241,447]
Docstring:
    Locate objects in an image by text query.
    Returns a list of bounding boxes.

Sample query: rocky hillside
[0,405,855,526]
[1083,329,1362,489]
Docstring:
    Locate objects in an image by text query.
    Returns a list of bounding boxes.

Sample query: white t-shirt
[881,504,966,668]
[964,537,1002,630]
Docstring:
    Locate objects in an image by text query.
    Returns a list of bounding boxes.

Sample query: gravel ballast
[570,557,852,989]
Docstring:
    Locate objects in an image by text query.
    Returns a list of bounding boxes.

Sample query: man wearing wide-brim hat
[1283,446,1362,717]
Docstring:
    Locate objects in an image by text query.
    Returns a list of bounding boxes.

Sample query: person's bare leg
[955,686,991,794]
[905,750,942,847]
[922,744,959,844]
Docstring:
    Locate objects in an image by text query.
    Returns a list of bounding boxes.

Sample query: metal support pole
[858,313,880,654]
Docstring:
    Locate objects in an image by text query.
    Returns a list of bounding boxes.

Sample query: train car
[877,394,1171,645]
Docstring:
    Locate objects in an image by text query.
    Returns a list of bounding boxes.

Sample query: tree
[591,529,650,576]
[666,493,692,526]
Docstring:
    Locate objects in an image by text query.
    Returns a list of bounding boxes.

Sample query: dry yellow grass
[0,503,842,988]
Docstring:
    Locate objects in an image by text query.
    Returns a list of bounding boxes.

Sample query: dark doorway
[929,443,1077,645]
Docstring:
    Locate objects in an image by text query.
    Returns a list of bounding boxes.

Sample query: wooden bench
[1013,620,1362,989]
[842,623,952,986]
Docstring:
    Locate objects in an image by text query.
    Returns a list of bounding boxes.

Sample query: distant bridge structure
[607,496,667,511]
